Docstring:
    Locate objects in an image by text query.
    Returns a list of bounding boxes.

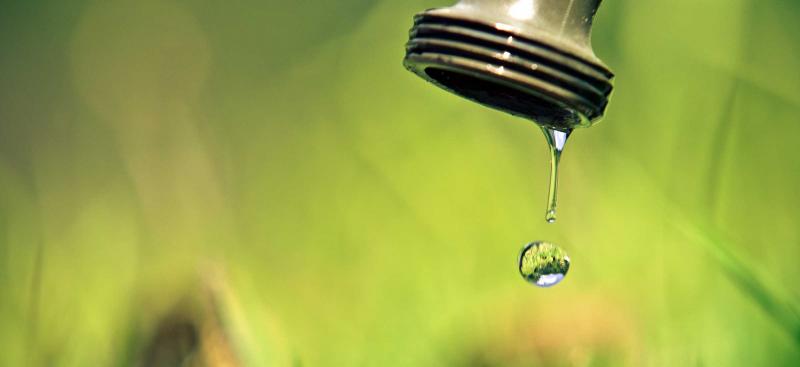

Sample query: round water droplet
[518,241,570,287]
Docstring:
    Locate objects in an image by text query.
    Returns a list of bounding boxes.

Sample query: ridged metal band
[404,13,613,128]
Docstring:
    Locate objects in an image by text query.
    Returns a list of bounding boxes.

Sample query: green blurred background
[1,0,799,365]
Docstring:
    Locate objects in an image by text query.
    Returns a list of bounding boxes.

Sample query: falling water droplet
[518,241,570,287]
[542,127,570,223]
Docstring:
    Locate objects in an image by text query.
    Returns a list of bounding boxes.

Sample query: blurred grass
[1,0,800,366]
[678,222,800,346]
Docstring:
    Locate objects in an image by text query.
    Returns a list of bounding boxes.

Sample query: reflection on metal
[509,0,536,20]
[403,0,614,130]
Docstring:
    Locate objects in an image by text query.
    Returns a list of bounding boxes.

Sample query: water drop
[542,127,570,223]
[518,241,570,287]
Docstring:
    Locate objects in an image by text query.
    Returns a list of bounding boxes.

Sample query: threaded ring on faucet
[404,13,613,130]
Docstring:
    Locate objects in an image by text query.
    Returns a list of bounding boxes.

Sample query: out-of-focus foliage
[1,0,799,366]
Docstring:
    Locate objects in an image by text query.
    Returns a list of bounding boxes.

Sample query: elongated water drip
[403,0,613,222]
[542,128,570,223]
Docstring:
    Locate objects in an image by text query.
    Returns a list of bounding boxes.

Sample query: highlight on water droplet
[518,241,570,287]
[545,210,556,223]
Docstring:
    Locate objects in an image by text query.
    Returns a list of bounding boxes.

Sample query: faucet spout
[403,0,613,130]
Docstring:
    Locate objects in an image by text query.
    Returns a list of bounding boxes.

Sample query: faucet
[404,0,613,131]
